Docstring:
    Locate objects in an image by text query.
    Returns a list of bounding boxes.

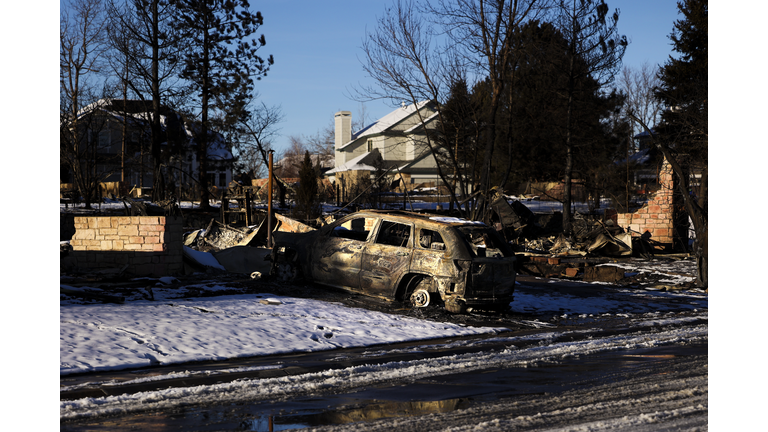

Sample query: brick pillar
[616,158,676,251]
[69,216,183,276]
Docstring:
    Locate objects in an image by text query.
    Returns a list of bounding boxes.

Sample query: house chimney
[335,111,351,149]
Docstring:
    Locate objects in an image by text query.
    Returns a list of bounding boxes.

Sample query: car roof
[349,210,488,228]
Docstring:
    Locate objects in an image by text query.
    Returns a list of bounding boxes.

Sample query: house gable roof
[76,98,234,161]
[339,100,434,151]
[325,149,382,175]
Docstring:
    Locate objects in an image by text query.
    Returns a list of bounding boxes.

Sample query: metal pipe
[267,151,274,248]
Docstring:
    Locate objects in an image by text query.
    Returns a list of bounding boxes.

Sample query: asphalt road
[60,338,707,431]
[60,306,706,432]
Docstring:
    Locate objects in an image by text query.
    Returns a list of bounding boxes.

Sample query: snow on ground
[509,286,706,316]
[60,322,707,421]
[597,259,698,286]
[61,199,706,378]
[60,290,507,376]
[61,274,706,376]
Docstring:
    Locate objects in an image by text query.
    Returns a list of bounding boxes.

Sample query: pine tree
[171,0,273,210]
[294,151,320,221]
[648,0,707,287]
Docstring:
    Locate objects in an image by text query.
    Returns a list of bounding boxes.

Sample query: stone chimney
[334,111,352,169]
[335,111,351,149]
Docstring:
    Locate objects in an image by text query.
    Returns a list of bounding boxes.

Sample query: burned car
[268,210,516,313]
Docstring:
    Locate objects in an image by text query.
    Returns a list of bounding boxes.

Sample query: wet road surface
[60,275,707,431]
[60,341,706,431]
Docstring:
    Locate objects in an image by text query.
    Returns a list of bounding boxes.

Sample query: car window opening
[332,217,375,242]
[376,221,411,248]
[419,229,445,250]
[457,226,509,257]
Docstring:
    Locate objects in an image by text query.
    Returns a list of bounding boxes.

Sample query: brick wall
[615,159,675,251]
[68,216,183,276]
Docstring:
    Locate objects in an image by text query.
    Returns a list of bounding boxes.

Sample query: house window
[98,130,110,149]
[219,172,227,187]
[367,139,373,152]
[207,173,216,186]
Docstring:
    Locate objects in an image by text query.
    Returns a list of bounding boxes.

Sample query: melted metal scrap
[199,219,250,251]
[274,213,317,233]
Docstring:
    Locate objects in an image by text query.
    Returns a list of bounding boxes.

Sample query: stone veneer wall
[615,159,675,251]
[68,216,183,276]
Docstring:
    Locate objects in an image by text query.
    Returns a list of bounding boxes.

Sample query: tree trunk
[150,0,165,202]
[198,27,212,211]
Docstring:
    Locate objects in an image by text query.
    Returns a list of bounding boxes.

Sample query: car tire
[271,253,301,282]
[274,261,298,282]
[410,288,431,308]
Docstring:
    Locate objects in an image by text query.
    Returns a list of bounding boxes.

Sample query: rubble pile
[491,196,632,258]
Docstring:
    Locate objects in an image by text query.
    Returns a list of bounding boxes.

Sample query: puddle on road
[238,398,471,431]
[61,395,472,432]
[61,343,707,432]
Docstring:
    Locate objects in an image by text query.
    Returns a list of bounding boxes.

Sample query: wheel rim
[277,262,296,281]
[410,289,430,308]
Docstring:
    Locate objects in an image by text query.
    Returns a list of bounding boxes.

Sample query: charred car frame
[268,210,516,313]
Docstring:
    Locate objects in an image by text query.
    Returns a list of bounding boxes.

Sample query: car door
[310,216,377,290]
[360,220,413,298]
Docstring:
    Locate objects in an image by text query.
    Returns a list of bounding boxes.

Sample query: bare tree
[617,62,662,145]
[304,121,335,158]
[552,0,627,235]
[235,100,288,204]
[60,0,111,208]
[357,0,489,218]
[426,0,548,219]
[106,0,186,200]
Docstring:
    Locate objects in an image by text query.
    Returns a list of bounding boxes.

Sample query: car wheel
[410,288,431,308]
[275,262,299,282]
[272,259,300,282]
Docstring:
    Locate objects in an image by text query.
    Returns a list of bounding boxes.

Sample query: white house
[325,100,443,198]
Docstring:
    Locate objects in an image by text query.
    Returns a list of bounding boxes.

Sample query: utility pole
[267,150,274,248]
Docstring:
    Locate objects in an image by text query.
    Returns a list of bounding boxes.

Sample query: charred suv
[268,210,516,313]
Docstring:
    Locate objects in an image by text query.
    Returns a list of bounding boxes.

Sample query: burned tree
[634,0,707,287]
[551,0,627,235]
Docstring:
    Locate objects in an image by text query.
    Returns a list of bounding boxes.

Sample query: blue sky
[253,0,683,154]
[51,0,683,154]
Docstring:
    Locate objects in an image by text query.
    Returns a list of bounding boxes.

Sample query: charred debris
[61,181,693,303]
[181,191,681,285]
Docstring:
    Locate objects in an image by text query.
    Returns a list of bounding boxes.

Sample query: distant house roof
[325,150,382,175]
[624,147,651,165]
[275,153,335,170]
[634,129,657,139]
[76,98,234,161]
[183,120,234,160]
[340,100,433,150]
